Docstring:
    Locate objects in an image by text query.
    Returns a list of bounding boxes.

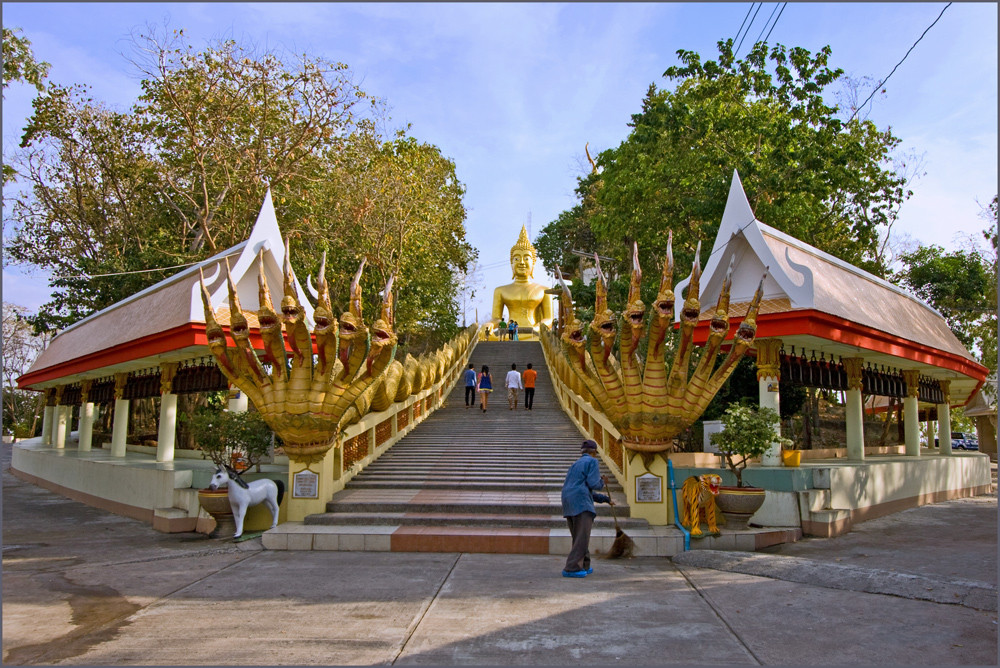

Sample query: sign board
[292,470,319,499]
[703,419,723,453]
[635,472,662,504]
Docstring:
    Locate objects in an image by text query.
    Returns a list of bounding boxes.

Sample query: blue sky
[3,2,997,326]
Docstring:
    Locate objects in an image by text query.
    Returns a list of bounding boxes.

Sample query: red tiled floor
[391,527,550,553]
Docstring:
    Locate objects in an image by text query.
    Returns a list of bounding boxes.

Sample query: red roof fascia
[18,323,305,389]
[690,309,989,381]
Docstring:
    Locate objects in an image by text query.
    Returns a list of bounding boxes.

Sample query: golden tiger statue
[681,474,722,538]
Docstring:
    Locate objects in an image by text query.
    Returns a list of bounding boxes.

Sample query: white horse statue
[208,466,285,538]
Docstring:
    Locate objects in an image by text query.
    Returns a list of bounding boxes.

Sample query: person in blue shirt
[463,363,478,409]
[561,439,612,577]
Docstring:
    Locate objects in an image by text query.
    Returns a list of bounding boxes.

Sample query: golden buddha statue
[491,226,554,339]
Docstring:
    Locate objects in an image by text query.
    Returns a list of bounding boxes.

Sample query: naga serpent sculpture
[544,233,767,454]
[199,240,474,463]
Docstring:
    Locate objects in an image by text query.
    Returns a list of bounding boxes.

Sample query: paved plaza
[3,442,997,666]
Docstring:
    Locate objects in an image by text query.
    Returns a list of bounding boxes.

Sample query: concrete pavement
[3,442,997,665]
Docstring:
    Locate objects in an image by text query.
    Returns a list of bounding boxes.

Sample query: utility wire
[755,3,782,45]
[733,3,756,43]
[846,2,952,124]
[763,3,787,44]
[735,2,763,56]
[59,260,205,280]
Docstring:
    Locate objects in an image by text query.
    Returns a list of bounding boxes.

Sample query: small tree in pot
[711,403,789,487]
[184,407,274,473]
[710,403,791,529]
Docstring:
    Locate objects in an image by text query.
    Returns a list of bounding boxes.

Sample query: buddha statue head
[510,226,537,281]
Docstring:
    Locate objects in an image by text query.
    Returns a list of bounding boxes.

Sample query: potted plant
[184,408,274,537]
[710,403,791,528]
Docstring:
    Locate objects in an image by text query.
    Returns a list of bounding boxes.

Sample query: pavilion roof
[677,171,988,406]
[18,192,314,390]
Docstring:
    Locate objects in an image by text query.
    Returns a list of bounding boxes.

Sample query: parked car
[933,432,980,450]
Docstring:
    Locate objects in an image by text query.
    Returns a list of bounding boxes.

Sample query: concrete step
[264,522,802,555]
[305,511,649,529]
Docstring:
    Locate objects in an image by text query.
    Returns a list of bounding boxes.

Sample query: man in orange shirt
[522,362,537,410]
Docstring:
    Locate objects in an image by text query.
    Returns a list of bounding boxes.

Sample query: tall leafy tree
[536,39,912,308]
[2,27,50,185]
[894,198,998,382]
[5,28,474,338]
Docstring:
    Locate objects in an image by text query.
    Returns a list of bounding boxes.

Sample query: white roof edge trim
[755,221,948,320]
[55,242,249,338]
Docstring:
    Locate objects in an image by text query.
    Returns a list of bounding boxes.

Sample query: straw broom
[602,475,635,558]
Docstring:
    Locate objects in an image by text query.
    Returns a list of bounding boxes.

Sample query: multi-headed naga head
[200,249,398,463]
[551,236,767,454]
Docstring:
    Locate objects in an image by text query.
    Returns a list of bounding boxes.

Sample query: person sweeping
[560,440,613,578]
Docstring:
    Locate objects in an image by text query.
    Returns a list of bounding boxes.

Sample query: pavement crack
[672,561,764,666]
[390,552,463,665]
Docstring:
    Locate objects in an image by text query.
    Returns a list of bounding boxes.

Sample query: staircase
[263,340,800,554]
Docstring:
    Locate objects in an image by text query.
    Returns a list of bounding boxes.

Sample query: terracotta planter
[715,486,766,529]
[197,488,235,538]
[781,450,802,467]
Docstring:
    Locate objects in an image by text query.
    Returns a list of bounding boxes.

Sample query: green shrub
[711,403,791,487]
[182,408,273,471]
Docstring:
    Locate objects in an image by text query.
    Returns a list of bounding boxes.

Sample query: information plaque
[635,472,663,503]
[292,470,319,499]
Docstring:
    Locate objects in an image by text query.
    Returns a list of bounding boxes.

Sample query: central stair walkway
[264,340,800,555]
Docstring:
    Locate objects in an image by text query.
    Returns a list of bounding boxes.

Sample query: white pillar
[845,388,865,461]
[78,402,95,452]
[843,358,865,461]
[937,380,952,456]
[228,389,248,413]
[902,371,921,457]
[759,377,782,466]
[111,398,129,457]
[157,393,178,463]
[41,405,55,445]
[54,405,70,449]
[903,395,921,456]
[754,339,783,467]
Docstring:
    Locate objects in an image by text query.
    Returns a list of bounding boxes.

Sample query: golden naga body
[544,234,767,453]
[491,226,554,336]
[200,244,397,462]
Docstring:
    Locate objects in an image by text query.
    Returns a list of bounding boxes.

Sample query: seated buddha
[491,226,554,338]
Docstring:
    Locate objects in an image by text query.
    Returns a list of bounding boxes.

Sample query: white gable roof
[21,192,313,386]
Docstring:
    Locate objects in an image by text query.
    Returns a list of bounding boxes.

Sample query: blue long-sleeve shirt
[561,454,610,517]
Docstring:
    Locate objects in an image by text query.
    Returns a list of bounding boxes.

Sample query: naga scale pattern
[542,233,767,453]
[200,241,475,463]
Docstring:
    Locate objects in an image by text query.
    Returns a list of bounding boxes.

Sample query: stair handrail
[331,324,480,493]
[538,324,627,490]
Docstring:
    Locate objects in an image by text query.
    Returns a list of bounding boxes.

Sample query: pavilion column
[937,380,952,456]
[53,386,68,449]
[78,381,95,452]
[902,370,921,457]
[228,386,248,413]
[110,373,130,458]
[40,388,55,445]
[156,363,180,463]
[842,358,866,461]
[755,339,783,466]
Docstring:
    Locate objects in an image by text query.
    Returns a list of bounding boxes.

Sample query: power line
[733,3,756,43]
[763,3,787,44]
[755,3,781,46]
[847,3,952,124]
[59,260,204,280]
[735,3,763,56]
